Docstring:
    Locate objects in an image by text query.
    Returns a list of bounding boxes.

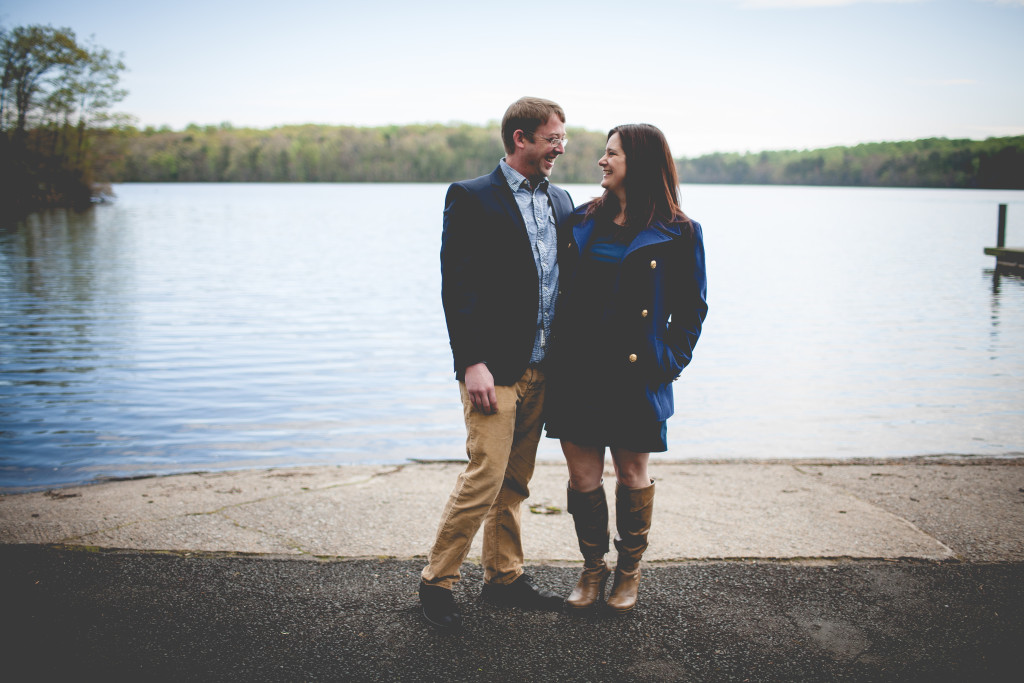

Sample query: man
[419,97,574,631]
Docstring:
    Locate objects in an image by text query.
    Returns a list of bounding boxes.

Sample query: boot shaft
[567,483,610,560]
[613,481,655,571]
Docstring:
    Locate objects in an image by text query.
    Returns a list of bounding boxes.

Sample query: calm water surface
[2,183,1023,491]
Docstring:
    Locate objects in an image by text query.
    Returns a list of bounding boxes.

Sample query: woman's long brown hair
[586,123,690,230]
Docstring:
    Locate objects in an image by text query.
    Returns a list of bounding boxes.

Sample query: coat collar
[571,205,681,257]
[490,164,571,226]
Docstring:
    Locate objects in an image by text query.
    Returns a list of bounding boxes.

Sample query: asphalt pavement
[2,457,1023,681]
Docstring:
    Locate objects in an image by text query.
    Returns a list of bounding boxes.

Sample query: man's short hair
[501,97,566,155]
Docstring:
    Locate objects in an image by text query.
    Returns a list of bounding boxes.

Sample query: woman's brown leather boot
[606,481,655,614]
[565,483,610,611]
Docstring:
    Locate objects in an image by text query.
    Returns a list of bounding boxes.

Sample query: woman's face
[599,132,626,197]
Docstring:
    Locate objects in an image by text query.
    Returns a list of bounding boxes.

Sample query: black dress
[545,215,668,453]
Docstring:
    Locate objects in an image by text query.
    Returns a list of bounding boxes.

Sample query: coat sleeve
[440,183,486,374]
[662,221,708,380]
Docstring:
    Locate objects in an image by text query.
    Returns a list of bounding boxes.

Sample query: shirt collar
[500,158,548,193]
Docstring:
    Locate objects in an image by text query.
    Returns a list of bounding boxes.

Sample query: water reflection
[2,209,133,476]
[988,266,1024,345]
[990,265,1024,294]
[2,184,1023,492]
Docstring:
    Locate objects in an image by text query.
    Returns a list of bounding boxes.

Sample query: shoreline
[4,452,1022,497]
[3,458,1022,563]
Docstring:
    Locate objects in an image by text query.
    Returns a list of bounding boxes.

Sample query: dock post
[997,204,1007,248]
[985,204,1023,271]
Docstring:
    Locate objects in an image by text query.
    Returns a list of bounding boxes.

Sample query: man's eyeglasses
[531,134,568,148]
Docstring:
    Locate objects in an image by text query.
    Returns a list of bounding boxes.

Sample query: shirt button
[650,260,658,269]
[628,353,638,363]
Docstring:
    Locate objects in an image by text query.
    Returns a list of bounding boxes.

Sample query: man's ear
[513,129,528,150]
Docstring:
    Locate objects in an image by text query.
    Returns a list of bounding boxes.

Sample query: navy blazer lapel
[490,165,575,233]
[488,166,528,235]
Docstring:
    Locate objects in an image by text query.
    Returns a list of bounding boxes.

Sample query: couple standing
[419,97,708,631]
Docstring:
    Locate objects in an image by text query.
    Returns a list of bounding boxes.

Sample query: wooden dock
[984,247,1024,271]
[985,203,1023,271]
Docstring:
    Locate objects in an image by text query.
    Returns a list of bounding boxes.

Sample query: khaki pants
[421,366,546,589]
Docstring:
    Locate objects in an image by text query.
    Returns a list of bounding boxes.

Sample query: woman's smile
[599,132,626,197]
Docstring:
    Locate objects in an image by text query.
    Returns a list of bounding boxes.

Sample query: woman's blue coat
[549,205,708,422]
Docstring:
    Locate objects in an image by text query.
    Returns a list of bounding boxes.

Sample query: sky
[2,0,1023,158]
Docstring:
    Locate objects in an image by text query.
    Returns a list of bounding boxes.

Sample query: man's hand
[464,362,497,414]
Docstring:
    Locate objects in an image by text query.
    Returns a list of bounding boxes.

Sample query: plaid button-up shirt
[499,158,559,364]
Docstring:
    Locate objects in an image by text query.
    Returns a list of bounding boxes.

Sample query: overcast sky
[3,0,1022,157]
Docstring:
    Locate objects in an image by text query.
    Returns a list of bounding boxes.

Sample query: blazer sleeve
[440,182,486,373]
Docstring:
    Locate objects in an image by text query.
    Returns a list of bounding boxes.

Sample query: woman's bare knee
[610,449,650,488]
[561,441,605,492]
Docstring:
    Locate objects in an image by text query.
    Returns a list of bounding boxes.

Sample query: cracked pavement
[3,459,1023,562]
[3,459,1023,681]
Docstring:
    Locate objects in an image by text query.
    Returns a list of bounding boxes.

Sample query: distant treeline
[12,23,1014,213]
[101,125,1024,189]
[98,123,610,184]
[677,137,1024,189]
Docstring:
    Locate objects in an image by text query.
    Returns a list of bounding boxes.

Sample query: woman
[546,124,707,613]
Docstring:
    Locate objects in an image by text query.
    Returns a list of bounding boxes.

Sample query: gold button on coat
[641,309,649,318]
[628,353,637,363]
[650,260,657,269]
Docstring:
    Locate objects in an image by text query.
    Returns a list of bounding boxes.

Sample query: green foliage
[102,126,1023,189]
[101,124,610,184]
[676,137,1024,189]
[1,24,128,213]
[0,24,85,136]
[4,21,1018,209]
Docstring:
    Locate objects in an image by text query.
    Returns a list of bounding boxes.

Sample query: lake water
[2,183,1023,492]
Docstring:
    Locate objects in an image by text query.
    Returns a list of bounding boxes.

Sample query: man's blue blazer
[440,165,574,385]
